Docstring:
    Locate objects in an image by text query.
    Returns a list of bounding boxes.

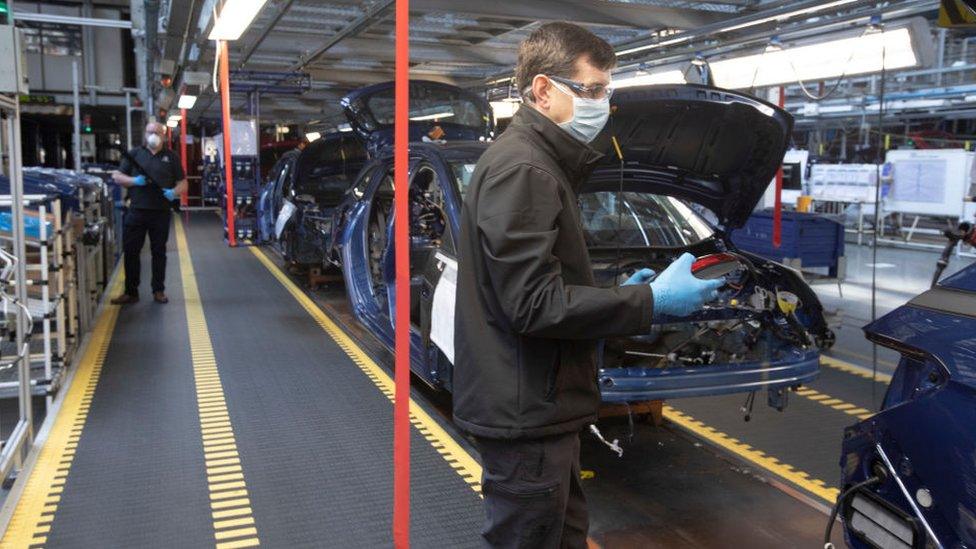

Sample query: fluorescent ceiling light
[337,123,352,133]
[614,70,687,89]
[965,95,976,102]
[305,131,321,142]
[410,111,454,121]
[167,114,182,122]
[717,0,857,34]
[820,104,855,114]
[710,27,919,90]
[490,101,520,120]
[166,119,179,128]
[208,0,268,41]
[615,0,857,57]
[866,99,946,111]
[178,94,197,109]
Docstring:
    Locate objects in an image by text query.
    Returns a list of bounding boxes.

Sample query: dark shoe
[153,292,169,304]
[110,294,139,305]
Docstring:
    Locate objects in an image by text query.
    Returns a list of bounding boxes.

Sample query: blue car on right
[839,262,976,549]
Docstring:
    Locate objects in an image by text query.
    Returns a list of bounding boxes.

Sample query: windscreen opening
[579,192,715,248]
[367,86,487,129]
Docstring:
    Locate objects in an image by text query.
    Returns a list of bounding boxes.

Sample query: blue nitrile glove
[163,188,178,201]
[649,253,724,320]
[622,268,656,286]
[131,175,147,186]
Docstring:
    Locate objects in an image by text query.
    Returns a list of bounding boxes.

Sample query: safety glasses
[548,75,614,101]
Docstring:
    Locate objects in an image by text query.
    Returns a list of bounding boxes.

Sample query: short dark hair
[515,22,616,102]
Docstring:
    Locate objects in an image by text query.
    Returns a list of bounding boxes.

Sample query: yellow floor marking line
[250,247,484,496]
[1,273,124,548]
[821,355,893,383]
[794,387,874,420]
[662,405,840,504]
[175,219,261,549]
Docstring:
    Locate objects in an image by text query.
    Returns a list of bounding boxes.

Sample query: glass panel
[367,85,487,129]
[578,192,715,248]
[449,162,477,199]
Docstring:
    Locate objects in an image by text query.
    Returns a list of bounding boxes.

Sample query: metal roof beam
[289,0,396,71]
[408,0,727,29]
[238,0,297,67]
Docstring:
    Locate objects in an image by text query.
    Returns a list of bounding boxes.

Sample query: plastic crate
[730,209,845,277]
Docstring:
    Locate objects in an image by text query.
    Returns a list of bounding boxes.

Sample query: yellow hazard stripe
[794,386,874,420]
[662,405,840,503]
[175,218,261,548]
[1,269,123,547]
[249,247,484,495]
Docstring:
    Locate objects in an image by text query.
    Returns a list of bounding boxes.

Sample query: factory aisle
[1,212,483,548]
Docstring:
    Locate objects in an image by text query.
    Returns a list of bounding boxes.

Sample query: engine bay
[598,251,833,371]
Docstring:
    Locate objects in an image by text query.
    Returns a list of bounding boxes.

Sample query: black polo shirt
[120,146,185,210]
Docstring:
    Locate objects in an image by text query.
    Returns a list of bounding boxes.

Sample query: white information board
[213,119,258,158]
[884,149,973,217]
[809,163,879,203]
[759,149,808,209]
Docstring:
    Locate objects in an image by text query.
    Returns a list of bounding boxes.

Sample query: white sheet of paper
[430,252,457,365]
[275,200,297,239]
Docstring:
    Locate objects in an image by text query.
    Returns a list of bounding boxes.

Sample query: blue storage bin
[730,209,845,277]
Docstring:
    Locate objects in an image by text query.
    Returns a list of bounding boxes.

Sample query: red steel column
[219,40,236,246]
[393,0,410,546]
[180,108,188,207]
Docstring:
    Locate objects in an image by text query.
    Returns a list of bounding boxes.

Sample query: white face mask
[550,80,610,144]
[146,133,163,149]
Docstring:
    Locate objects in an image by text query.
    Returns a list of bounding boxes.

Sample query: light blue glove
[622,268,655,286]
[650,253,724,320]
[131,175,147,186]
[163,188,178,201]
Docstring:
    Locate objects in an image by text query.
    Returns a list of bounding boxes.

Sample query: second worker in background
[111,121,187,305]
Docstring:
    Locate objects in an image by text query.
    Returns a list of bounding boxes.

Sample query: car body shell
[840,264,976,549]
[330,139,826,404]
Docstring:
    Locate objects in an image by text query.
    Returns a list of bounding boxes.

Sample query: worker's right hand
[131,175,147,186]
[649,253,723,320]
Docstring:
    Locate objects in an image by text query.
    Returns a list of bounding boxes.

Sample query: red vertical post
[772,85,784,248]
[219,40,237,247]
[393,0,411,547]
[180,108,189,208]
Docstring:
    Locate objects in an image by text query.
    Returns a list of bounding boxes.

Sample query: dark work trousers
[475,431,587,549]
[122,208,171,296]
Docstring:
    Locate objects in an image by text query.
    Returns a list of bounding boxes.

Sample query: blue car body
[330,83,831,406]
[840,264,976,549]
[257,80,491,268]
[256,135,366,265]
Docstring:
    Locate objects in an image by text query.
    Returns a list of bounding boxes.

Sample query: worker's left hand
[163,188,178,201]
[622,268,655,286]
[649,253,724,319]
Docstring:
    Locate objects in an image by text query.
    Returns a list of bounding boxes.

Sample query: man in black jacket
[110,122,187,305]
[454,22,722,548]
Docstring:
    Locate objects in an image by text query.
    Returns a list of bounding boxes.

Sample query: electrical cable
[823,475,883,548]
[870,21,887,410]
[788,28,869,101]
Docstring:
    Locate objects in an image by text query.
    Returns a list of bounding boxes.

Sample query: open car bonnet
[599,84,793,229]
[340,80,494,155]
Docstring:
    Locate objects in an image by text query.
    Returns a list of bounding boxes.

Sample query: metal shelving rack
[0,88,35,481]
[0,195,68,407]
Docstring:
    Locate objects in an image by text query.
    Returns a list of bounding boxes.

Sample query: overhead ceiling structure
[171,0,778,125]
[156,0,947,128]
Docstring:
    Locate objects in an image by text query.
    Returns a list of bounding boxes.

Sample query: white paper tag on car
[275,200,297,239]
[430,252,457,364]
